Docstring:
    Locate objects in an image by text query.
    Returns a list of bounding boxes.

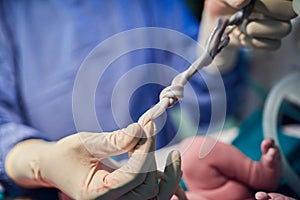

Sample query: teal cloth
[232,110,300,198]
[180,178,187,191]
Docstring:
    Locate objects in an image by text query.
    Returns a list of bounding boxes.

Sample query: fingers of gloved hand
[87,157,152,199]
[229,16,293,50]
[121,121,156,173]
[244,20,292,39]
[158,150,182,200]
[128,120,157,158]
[78,123,144,158]
[294,0,300,15]
[172,185,188,200]
[116,135,158,200]
[254,0,297,21]
[138,120,156,152]
[89,121,157,199]
[100,157,122,172]
[230,27,282,50]
[117,169,159,200]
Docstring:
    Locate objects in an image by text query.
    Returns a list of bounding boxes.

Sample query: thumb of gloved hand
[158,150,185,200]
[5,122,157,200]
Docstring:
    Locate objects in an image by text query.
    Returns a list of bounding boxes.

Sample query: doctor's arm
[0,26,183,200]
[0,55,182,200]
[0,21,46,195]
[5,120,183,200]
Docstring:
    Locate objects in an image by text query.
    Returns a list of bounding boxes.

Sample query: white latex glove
[5,122,183,200]
[294,0,300,15]
[199,0,297,73]
[255,191,297,200]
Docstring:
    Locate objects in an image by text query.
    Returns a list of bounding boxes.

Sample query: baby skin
[176,137,282,200]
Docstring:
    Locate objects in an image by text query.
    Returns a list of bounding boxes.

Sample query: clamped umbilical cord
[138,0,255,127]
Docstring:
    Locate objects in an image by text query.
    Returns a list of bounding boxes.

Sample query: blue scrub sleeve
[0,124,42,181]
[0,19,45,194]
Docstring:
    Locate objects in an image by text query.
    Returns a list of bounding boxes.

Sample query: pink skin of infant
[173,137,282,200]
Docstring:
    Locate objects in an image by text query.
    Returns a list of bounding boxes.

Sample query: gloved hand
[5,121,183,200]
[199,0,297,73]
[294,0,300,15]
[255,191,297,200]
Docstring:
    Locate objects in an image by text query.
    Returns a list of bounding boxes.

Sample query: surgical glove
[199,0,297,73]
[157,152,186,200]
[5,122,182,200]
[294,0,300,15]
[230,0,297,49]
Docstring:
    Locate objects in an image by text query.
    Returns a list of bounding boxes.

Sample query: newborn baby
[175,137,282,200]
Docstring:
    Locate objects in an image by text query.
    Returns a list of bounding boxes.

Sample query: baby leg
[247,138,282,190]
[179,137,253,199]
[179,137,281,199]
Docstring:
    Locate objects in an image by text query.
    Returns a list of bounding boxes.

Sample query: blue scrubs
[0,0,242,197]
